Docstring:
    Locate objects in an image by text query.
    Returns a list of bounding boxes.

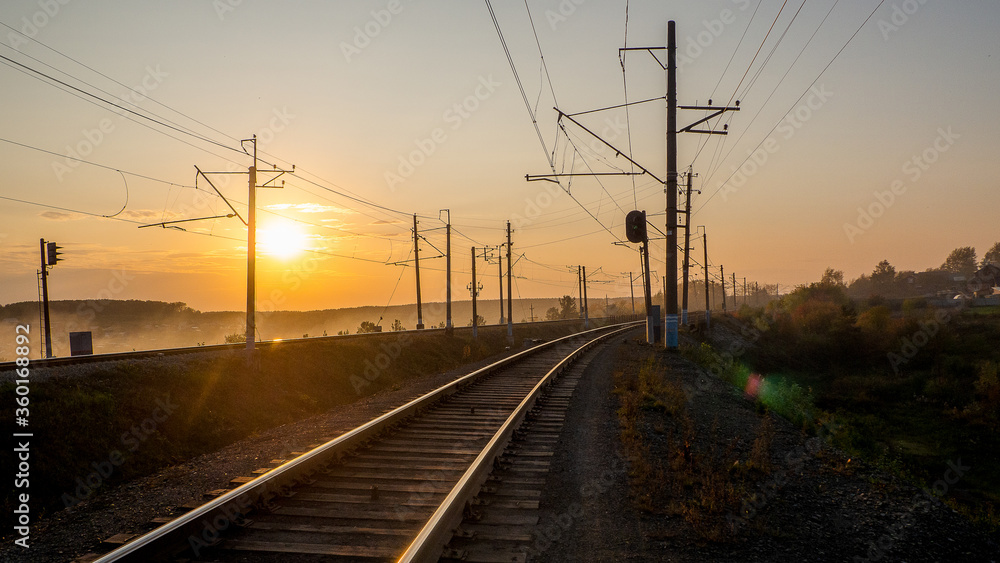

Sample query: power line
[724,0,791,108]
[703,0,842,183]
[485,0,627,246]
[0,52,244,156]
[0,32,417,231]
[0,20,241,151]
[621,0,638,208]
[709,0,763,100]
[0,137,197,189]
[697,0,808,173]
[695,0,887,215]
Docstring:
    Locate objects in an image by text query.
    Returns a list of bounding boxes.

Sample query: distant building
[971,264,1000,297]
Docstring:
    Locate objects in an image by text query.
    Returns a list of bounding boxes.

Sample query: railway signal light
[625,210,647,244]
[46,241,62,266]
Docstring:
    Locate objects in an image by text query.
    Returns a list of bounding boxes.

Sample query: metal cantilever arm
[555,109,665,185]
[195,166,247,225]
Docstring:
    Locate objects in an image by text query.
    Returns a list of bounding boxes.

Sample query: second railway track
[89,321,641,563]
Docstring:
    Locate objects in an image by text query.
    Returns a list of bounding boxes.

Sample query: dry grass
[614,343,776,543]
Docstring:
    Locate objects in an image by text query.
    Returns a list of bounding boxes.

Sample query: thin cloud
[265,203,351,214]
[40,211,81,221]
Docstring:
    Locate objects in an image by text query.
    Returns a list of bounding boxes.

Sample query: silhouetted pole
[413,214,424,329]
[445,212,452,334]
[582,265,589,329]
[246,144,257,354]
[721,265,727,313]
[498,247,504,325]
[471,246,478,339]
[630,271,636,314]
[665,20,679,350]
[643,242,653,342]
[681,170,693,326]
[703,230,711,328]
[506,220,513,339]
[39,238,52,358]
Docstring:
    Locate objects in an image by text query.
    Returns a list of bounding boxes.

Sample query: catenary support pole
[414,214,424,329]
[665,20,679,350]
[471,246,478,339]
[703,229,711,328]
[506,221,513,339]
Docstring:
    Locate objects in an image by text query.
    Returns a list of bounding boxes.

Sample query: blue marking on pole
[665,314,679,348]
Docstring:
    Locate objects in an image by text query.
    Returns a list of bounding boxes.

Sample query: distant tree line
[823,242,1000,300]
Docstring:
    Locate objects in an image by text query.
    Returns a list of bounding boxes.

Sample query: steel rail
[92,321,641,562]
[398,323,638,562]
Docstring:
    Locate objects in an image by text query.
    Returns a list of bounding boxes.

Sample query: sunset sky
[1,0,998,314]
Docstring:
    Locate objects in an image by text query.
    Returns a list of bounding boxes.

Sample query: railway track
[86,321,641,562]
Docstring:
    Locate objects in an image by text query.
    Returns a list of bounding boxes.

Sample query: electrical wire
[0,52,244,156]
[484,0,627,246]
[704,0,841,183]
[621,0,638,208]
[0,136,198,189]
[695,0,884,214]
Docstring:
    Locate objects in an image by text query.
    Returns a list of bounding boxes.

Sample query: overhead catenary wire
[2,4,661,301]
[484,0,628,246]
[694,0,886,214]
[0,28,421,227]
[703,0,842,183]
[0,52,247,156]
[621,0,638,208]
[698,0,810,175]
[0,137,197,190]
[0,20,245,152]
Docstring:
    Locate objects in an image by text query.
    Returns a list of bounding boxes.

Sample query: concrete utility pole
[178,135,291,362]
[642,242,653,342]
[246,150,257,351]
[681,169,694,326]
[498,247,504,325]
[444,210,452,334]
[470,246,479,339]
[506,221,513,339]
[630,271,636,314]
[702,228,711,328]
[721,265,727,313]
[413,214,424,329]
[664,20,679,349]
[582,265,589,329]
[578,266,584,319]
[744,277,747,306]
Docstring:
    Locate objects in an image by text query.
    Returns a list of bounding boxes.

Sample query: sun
[258,221,309,259]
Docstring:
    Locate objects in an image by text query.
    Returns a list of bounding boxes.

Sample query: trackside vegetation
[685,280,1000,532]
